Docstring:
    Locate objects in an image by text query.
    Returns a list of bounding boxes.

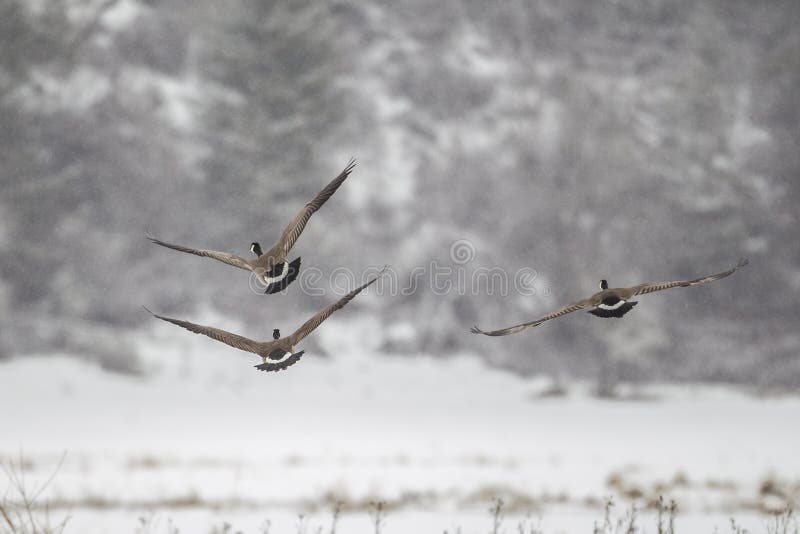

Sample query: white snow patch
[730,87,771,154]
[347,128,416,210]
[22,67,111,113]
[386,321,416,344]
[445,27,512,79]
[119,67,205,132]
[100,0,143,31]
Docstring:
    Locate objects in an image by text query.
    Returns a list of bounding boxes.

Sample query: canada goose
[471,258,748,337]
[147,159,356,294]
[144,267,386,372]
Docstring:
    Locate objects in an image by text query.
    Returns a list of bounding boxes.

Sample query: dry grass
[2,455,798,534]
[766,509,799,534]
[0,453,69,534]
[592,497,639,534]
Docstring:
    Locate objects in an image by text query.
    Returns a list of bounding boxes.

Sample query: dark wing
[146,233,252,271]
[143,307,262,355]
[470,299,591,337]
[276,158,356,254]
[288,267,384,345]
[631,258,748,296]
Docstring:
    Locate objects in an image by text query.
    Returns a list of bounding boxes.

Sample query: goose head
[599,279,609,290]
[250,242,263,256]
[272,328,280,340]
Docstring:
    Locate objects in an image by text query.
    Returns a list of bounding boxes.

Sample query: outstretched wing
[276,158,356,254]
[288,267,385,345]
[146,233,252,271]
[144,307,262,355]
[632,258,748,296]
[471,299,591,337]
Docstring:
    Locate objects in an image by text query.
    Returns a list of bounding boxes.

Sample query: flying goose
[147,158,356,294]
[471,258,748,337]
[144,267,386,372]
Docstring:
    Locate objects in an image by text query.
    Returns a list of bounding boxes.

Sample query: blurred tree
[1,0,797,385]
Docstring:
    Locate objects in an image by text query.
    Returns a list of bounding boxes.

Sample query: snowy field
[2,316,799,533]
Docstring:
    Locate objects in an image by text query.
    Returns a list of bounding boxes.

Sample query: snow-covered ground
[2,316,798,533]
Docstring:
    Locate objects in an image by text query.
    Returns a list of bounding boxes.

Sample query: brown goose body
[583,287,640,319]
[147,158,356,294]
[471,258,748,337]
[144,268,385,372]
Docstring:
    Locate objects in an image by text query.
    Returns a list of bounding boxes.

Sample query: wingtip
[737,257,750,268]
[344,157,357,173]
[365,265,389,281]
[470,325,483,334]
[141,305,155,316]
[366,266,388,285]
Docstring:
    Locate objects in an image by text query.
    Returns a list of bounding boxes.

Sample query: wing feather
[147,234,252,271]
[471,300,590,337]
[632,258,748,296]
[288,267,384,345]
[144,307,263,355]
[277,159,356,254]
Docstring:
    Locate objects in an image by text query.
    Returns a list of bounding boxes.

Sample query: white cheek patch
[264,262,289,284]
[598,300,626,310]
